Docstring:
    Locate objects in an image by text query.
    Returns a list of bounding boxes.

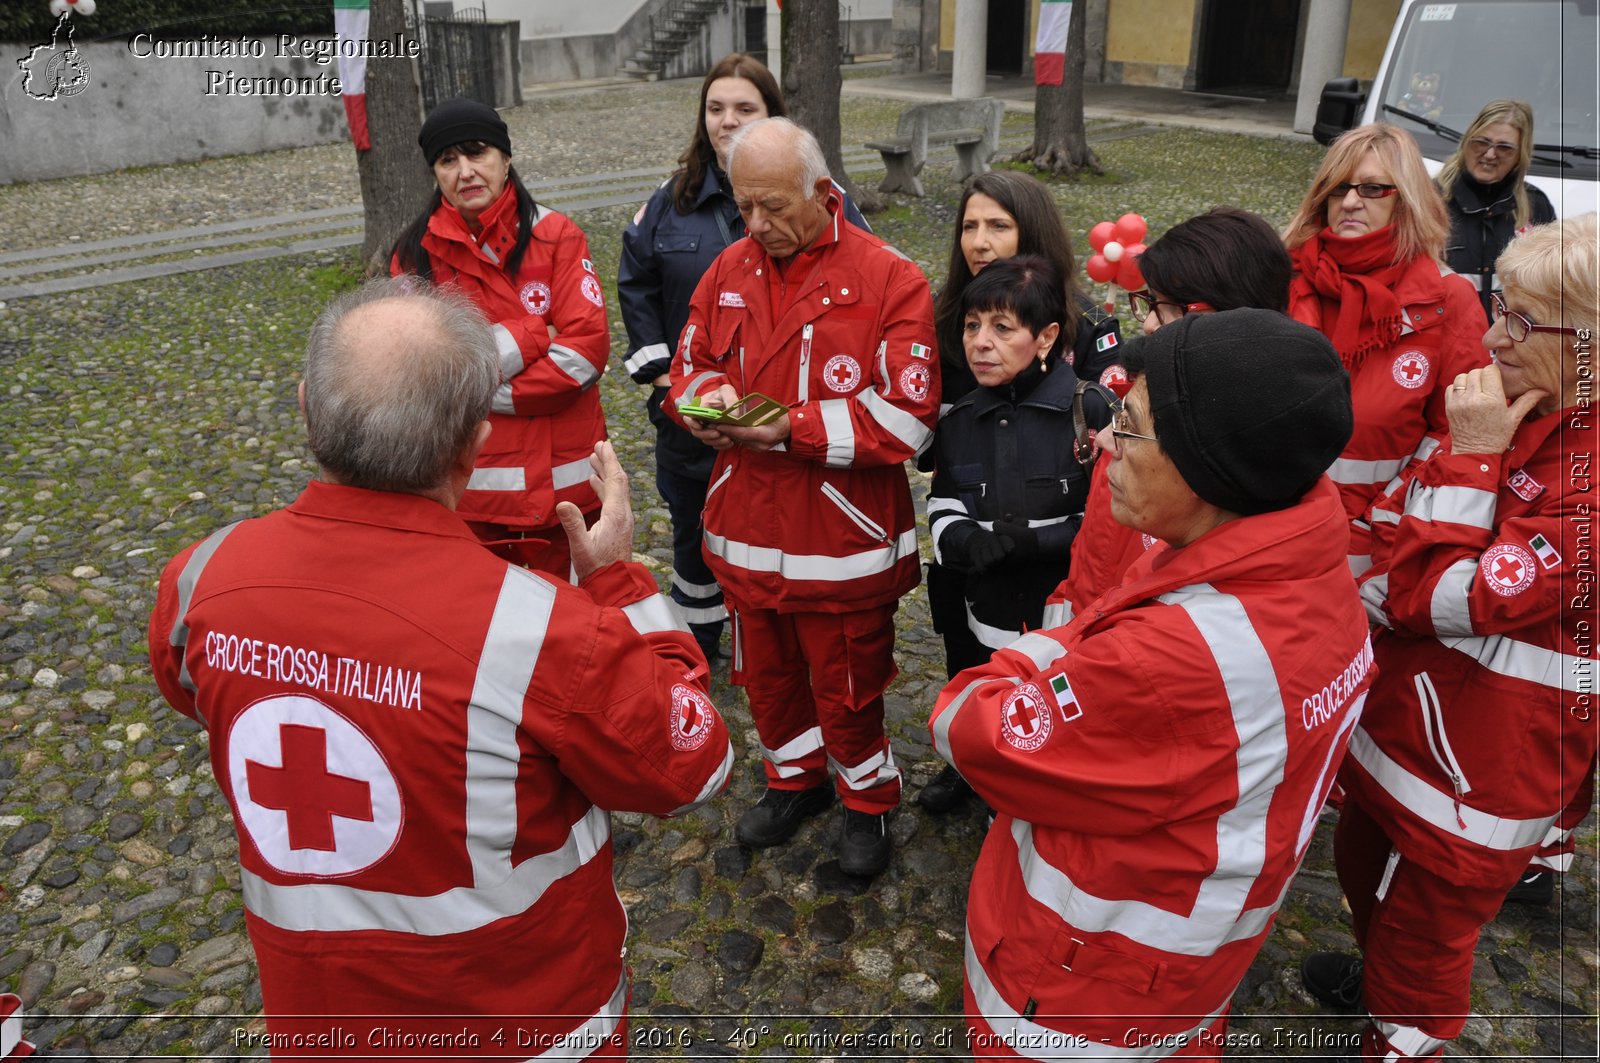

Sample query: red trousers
[729,602,901,813]
[964,995,1232,1061]
[1334,797,1513,1061]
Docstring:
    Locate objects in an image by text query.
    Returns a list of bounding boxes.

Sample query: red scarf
[1289,227,1440,370]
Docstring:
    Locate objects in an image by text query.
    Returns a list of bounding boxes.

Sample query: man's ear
[813,176,833,201]
[297,379,307,419]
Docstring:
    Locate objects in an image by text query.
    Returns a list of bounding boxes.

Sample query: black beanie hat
[418,99,512,164]
[1122,308,1353,516]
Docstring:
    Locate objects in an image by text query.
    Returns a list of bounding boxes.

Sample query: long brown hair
[933,171,1081,367]
[1284,123,1450,266]
[1437,99,1538,228]
[673,54,786,214]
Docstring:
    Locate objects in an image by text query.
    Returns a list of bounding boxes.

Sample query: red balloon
[1085,253,1117,283]
[1116,256,1145,291]
[1088,221,1116,252]
[1112,213,1148,245]
[1124,241,1147,261]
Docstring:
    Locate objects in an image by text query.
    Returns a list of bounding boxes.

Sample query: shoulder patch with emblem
[1000,683,1054,752]
[1507,468,1545,501]
[1481,542,1537,596]
[718,291,746,308]
[669,684,715,751]
[1391,349,1431,390]
[1528,533,1561,570]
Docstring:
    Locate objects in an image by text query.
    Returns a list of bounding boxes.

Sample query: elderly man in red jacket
[149,279,732,1058]
[934,310,1368,1058]
[668,117,939,877]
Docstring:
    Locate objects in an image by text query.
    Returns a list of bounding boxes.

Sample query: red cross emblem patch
[580,274,605,308]
[1000,683,1054,753]
[1099,364,1131,397]
[899,363,930,402]
[1507,468,1545,501]
[1391,349,1431,390]
[228,695,402,876]
[824,354,861,393]
[520,281,551,316]
[669,683,715,751]
[1480,543,1537,597]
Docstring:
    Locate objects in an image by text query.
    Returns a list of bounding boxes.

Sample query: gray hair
[302,277,499,493]
[726,116,830,193]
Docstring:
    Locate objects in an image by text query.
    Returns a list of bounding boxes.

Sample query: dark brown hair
[673,54,786,214]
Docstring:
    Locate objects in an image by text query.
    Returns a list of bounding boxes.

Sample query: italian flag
[334,0,371,150]
[1034,0,1073,86]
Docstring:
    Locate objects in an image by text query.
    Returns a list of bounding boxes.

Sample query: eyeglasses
[1491,291,1582,343]
[1468,136,1518,155]
[1127,290,1215,321]
[1328,182,1399,200]
[1107,400,1160,452]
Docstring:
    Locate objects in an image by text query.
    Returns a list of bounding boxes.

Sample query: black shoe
[915,764,974,813]
[838,807,892,877]
[735,786,833,848]
[1301,952,1364,1012]
[1504,870,1554,906]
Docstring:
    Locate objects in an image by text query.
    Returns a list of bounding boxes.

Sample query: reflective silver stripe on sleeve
[170,523,243,694]
[1010,585,1293,956]
[492,382,516,415]
[1007,631,1070,672]
[1411,435,1442,463]
[1437,633,1593,693]
[552,456,594,492]
[703,529,918,581]
[625,342,671,376]
[677,603,728,624]
[859,389,932,454]
[621,594,687,636]
[670,744,735,817]
[468,467,526,492]
[1371,507,1402,526]
[515,971,628,1062]
[549,343,601,388]
[1347,553,1373,578]
[931,676,1020,763]
[490,323,525,379]
[1040,600,1072,629]
[678,370,718,405]
[1428,558,1479,636]
[964,936,1224,1058]
[759,726,824,778]
[671,573,721,598]
[1407,484,1498,529]
[1327,454,1409,487]
[926,497,966,566]
[1346,728,1555,849]
[828,747,901,791]
[1360,573,1391,628]
[819,399,857,467]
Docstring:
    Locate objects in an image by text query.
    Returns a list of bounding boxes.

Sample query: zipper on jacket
[1414,671,1471,828]
[706,465,733,500]
[798,324,814,403]
[820,482,890,544]
[875,340,889,395]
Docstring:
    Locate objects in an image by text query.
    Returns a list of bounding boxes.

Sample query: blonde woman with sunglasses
[1285,123,1490,576]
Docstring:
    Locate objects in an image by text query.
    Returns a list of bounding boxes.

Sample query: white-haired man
[668,117,939,877]
[149,278,732,1058]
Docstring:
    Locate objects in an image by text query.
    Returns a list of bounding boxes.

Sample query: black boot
[915,764,973,813]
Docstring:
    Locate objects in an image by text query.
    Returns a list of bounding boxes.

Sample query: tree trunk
[1015,0,1101,178]
[780,0,883,212]
[357,0,433,275]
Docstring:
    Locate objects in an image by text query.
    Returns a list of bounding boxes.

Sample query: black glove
[963,528,1014,575]
[993,521,1039,561]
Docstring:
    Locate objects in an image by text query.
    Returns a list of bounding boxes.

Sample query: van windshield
[1379,0,1598,181]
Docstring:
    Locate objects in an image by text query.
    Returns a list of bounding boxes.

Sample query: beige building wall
[1345,0,1401,78]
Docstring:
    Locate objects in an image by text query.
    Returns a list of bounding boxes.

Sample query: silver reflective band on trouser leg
[1372,1018,1447,1061]
[828,748,900,791]
[963,937,1225,1059]
[516,972,629,1062]
[761,726,825,779]
[1345,729,1556,850]
[170,522,243,694]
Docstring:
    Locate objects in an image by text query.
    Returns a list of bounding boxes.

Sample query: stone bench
[863,97,1006,196]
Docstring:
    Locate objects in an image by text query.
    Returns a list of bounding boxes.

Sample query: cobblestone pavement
[0,74,1595,1061]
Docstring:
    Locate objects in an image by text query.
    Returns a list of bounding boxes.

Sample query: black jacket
[928,363,1093,663]
[1444,174,1556,319]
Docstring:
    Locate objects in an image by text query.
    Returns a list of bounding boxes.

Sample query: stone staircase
[622,0,729,79]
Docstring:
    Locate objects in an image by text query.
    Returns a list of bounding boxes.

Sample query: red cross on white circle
[1480,543,1536,597]
[1391,350,1431,389]
[1006,692,1041,737]
[1492,555,1524,584]
[1399,359,1423,380]
[823,355,860,392]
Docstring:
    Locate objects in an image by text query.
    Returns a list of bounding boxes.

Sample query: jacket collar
[289,479,481,543]
[427,184,520,261]
[695,165,732,210]
[959,362,1079,417]
[1450,173,1517,218]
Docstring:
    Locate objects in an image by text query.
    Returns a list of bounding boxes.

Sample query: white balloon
[77,0,97,14]
[1102,240,1124,263]
[50,0,69,17]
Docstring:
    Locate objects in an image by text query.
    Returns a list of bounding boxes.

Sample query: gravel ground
[1,75,1596,1060]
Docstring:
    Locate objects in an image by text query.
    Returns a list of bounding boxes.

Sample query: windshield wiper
[1380,104,1464,143]
[1533,143,1599,158]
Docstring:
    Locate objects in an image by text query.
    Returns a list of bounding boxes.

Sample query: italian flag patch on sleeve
[1048,673,1083,722]
[1096,332,1118,354]
[1528,533,1562,569]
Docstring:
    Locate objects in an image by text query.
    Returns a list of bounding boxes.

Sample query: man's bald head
[302,278,498,494]
[725,118,834,260]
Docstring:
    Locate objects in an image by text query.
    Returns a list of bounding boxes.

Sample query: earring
[1038,350,1049,373]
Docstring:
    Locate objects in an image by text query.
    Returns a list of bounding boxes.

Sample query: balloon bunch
[1083,213,1149,309]
[49,0,96,15]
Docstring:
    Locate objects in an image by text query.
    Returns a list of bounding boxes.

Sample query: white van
[1313,0,1598,217]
